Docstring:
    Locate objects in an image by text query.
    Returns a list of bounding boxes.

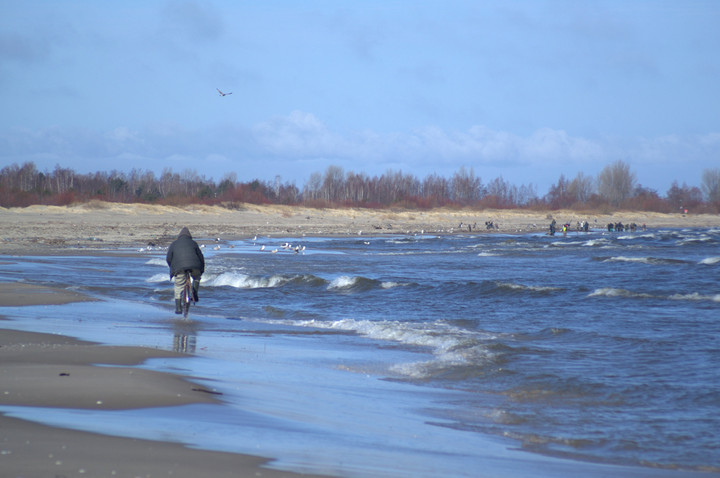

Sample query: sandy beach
[1,201,718,255]
[0,285,326,477]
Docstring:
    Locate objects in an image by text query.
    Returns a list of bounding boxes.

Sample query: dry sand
[1,201,718,255]
[0,285,326,477]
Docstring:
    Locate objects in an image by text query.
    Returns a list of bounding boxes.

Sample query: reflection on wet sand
[172,319,197,354]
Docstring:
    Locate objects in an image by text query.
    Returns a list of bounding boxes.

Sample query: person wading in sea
[166,227,205,314]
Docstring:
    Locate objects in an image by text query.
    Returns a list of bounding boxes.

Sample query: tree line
[1,160,719,213]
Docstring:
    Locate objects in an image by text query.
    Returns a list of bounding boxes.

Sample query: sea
[1,226,719,477]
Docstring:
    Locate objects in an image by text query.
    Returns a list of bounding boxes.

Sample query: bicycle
[180,270,195,318]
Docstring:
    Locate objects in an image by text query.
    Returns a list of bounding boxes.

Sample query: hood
[178,227,192,239]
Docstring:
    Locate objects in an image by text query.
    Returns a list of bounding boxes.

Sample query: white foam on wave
[146,273,171,283]
[204,271,289,289]
[589,288,720,303]
[677,235,713,245]
[582,238,611,247]
[604,256,688,266]
[380,281,401,289]
[588,287,653,299]
[144,258,167,266]
[669,293,720,302]
[604,256,652,264]
[699,257,720,265]
[496,282,562,293]
[550,240,583,247]
[290,317,498,380]
[327,276,359,290]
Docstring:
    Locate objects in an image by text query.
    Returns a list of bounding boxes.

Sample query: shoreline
[1,202,718,255]
[1,250,714,476]
[0,283,327,477]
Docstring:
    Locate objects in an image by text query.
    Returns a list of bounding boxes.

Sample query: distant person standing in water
[166,227,205,314]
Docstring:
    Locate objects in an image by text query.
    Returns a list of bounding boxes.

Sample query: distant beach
[2,201,717,254]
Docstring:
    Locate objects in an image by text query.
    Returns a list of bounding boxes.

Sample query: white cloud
[1,114,718,193]
[250,112,605,169]
[253,111,345,157]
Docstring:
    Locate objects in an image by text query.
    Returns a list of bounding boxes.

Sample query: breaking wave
[669,293,720,302]
[327,275,405,292]
[601,256,689,265]
[699,257,720,265]
[147,271,408,292]
[144,258,167,266]
[494,282,564,295]
[146,273,171,283]
[588,288,654,299]
[284,317,500,380]
[589,288,720,303]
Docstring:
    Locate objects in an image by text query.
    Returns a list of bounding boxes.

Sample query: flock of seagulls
[199,238,307,255]
[258,242,306,254]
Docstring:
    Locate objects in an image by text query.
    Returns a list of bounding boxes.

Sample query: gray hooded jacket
[166,227,205,277]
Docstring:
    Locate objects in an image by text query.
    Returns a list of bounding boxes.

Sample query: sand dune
[1,202,717,254]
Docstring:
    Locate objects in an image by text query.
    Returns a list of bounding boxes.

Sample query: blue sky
[1,0,718,195]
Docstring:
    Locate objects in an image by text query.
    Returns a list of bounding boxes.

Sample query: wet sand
[1,201,717,255]
[0,285,326,477]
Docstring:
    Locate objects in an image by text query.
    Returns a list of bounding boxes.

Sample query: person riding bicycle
[166,227,205,314]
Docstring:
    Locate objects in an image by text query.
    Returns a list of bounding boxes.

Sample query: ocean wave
[494,282,563,295]
[669,293,720,302]
[616,233,656,240]
[327,275,406,292]
[699,257,720,265]
[602,256,688,265]
[582,238,612,247]
[146,273,171,283]
[206,272,284,289]
[144,258,167,266]
[588,288,720,303]
[285,317,500,380]
[676,234,715,246]
[549,240,584,247]
[147,270,406,292]
[380,281,402,289]
[588,288,653,299]
[203,272,323,289]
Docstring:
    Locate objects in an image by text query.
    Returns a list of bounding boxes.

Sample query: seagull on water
[217,88,232,96]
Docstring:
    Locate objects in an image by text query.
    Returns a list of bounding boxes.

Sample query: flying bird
[217,88,232,96]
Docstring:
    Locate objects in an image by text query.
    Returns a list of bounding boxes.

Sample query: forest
[1,160,719,213]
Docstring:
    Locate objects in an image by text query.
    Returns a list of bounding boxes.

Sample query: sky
[1,0,719,195]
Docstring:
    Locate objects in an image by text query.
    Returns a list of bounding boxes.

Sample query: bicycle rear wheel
[182,271,192,318]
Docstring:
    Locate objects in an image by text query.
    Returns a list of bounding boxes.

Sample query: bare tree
[516,183,538,206]
[345,171,369,203]
[597,160,636,206]
[546,174,571,208]
[322,165,345,202]
[667,181,703,211]
[451,166,482,202]
[304,172,323,201]
[567,172,594,203]
[701,168,720,204]
[53,164,75,194]
[422,173,449,203]
[486,176,513,207]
